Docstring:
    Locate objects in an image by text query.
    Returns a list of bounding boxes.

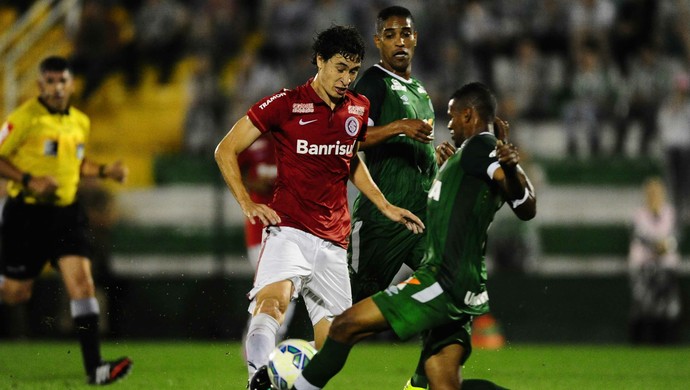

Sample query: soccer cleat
[88,357,132,385]
[247,365,273,390]
[403,379,427,390]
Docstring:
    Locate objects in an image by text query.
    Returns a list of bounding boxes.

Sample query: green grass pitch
[1,341,689,389]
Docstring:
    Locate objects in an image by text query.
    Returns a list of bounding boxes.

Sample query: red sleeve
[246,90,290,134]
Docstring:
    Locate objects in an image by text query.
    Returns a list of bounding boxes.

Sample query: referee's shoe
[88,357,133,385]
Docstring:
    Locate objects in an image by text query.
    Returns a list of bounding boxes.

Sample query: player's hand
[435,141,456,166]
[381,204,425,234]
[27,175,58,197]
[243,202,281,226]
[396,119,433,144]
[103,160,129,183]
[493,117,510,142]
[496,140,519,170]
[26,176,58,202]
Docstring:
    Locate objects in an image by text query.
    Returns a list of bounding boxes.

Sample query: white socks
[246,313,280,377]
[70,297,100,317]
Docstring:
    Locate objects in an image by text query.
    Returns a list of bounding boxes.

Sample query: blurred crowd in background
[2,0,689,260]
[2,2,686,150]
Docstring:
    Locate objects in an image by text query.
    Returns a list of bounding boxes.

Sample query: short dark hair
[375,6,415,34]
[451,82,497,122]
[311,25,365,65]
[39,56,72,73]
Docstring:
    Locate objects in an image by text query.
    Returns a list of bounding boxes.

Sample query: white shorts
[248,226,352,325]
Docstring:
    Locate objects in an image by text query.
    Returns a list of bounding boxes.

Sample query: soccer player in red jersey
[215,26,424,386]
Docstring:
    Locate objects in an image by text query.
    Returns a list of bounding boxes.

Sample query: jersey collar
[38,97,70,115]
[374,64,413,84]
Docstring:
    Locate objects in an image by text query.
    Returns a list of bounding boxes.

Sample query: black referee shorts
[0,197,93,280]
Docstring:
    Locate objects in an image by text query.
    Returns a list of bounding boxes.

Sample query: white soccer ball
[267,338,317,390]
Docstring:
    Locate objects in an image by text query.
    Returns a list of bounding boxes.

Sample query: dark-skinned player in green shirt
[349,5,452,309]
[294,82,536,390]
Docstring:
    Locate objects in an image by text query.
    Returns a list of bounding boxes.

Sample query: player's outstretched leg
[88,356,133,385]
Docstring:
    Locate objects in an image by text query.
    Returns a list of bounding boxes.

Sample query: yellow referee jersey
[0,98,90,206]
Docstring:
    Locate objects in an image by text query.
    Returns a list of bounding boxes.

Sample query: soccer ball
[267,338,317,390]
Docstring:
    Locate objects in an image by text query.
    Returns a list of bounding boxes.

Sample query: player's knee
[255,297,285,320]
[329,312,360,344]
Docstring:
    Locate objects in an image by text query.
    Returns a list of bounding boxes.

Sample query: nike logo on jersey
[299,119,318,125]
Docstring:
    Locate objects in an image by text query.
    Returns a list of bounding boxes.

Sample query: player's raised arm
[215,116,280,226]
[492,139,536,221]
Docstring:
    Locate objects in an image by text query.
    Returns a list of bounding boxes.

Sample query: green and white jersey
[422,132,504,315]
[352,65,436,222]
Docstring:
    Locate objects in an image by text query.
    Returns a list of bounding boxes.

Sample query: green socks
[301,337,352,387]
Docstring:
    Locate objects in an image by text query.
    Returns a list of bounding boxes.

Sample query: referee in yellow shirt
[0,56,132,385]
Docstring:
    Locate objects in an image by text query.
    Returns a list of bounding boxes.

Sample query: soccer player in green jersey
[349,5,444,303]
[293,82,536,390]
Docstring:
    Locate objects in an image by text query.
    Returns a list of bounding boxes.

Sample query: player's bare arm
[349,152,425,233]
[215,116,281,226]
[359,119,433,149]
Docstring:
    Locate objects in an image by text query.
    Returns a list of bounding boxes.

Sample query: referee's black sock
[72,298,102,375]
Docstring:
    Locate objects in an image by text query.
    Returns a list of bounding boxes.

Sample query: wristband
[21,173,32,187]
[510,188,530,208]
[98,164,107,178]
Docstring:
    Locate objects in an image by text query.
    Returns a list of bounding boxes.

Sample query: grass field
[1,341,689,389]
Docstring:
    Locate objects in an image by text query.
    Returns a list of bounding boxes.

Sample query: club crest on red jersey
[344,116,360,136]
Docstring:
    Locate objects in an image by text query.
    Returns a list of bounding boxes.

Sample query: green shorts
[372,269,474,364]
[348,218,426,302]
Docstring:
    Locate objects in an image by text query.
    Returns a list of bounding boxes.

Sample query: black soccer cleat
[247,365,273,390]
[88,357,133,385]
